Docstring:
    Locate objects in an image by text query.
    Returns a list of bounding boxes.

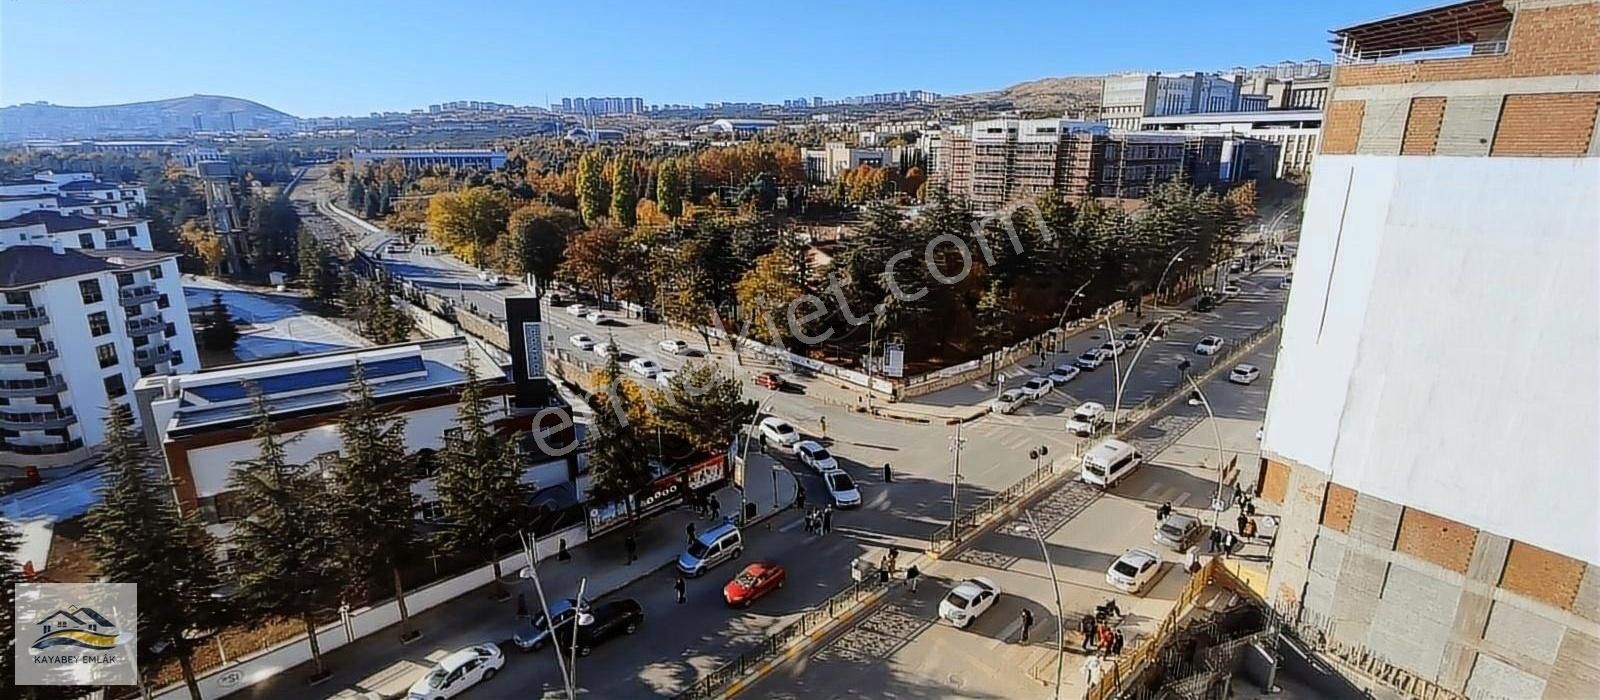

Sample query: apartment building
[1101,71,1255,130]
[802,142,891,182]
[1260,1,1599,698]
[1142,109,1323,178]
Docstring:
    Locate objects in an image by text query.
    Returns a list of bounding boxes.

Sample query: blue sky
[1,0,1424,118]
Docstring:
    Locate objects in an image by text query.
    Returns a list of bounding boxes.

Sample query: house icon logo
[31,604,122,651]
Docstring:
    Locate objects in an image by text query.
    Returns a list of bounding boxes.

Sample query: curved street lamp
[1154,248,1188,306]
[1176,358,1229,526]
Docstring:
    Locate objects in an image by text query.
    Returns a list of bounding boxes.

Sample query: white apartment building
[802,142,891,182]
[1141,109,1323,178]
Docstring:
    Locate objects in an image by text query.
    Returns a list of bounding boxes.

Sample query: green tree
[229,395,347,681]
[327,364,420,640]
[557,226,626,299]
[199,292,240,352]
[363,187,381,218]
[427,187,512,267]
[503,203,582,283]
[84,404,230,699]
[734,249,803,346]
[575,151,609,226]
[609,155,638,227]
[655,161,686,219]
[586,353,654,522]
[654,362,756,454]
[435,353,530,596]
[297,230,338,306]
[346,178,365,210]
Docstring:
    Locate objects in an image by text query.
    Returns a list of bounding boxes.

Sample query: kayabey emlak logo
[14,582,138,686]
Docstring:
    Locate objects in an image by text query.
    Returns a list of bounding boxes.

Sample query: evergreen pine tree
[655,161,685,219]
[609,155,637,227]
[435,353,530,597]
[654,362,755,454]
[199,291,240,351]
[585,352,653,524]
[363,187,382,218]
[85,404,230,699]
[576,151,609,226]
[346,178,365,210]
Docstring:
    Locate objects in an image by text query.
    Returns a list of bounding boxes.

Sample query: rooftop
[1330,0,1511,53]
[1140,109,1325,126]
[0,246,172,288]
[57,180,118,192]
[0,209,111,233]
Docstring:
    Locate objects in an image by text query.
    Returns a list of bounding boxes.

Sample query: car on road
[678,521,743,577]
[1047,364,1081,385]
[628,357,662,378]
[939,577,1001,628]
[654,370,678,387]
[1229,364,1261,385]
[1194,335,1224,355]
[1140,320,1168,342]
[757,417,801,451]
[753,371,789,391]
[1106,548,1162,594]
[567,303,589,316]
[1119,328,1145,349]
[512,598,588,652]
[992,389,1028,415]
[1075,348,1110,370]
[658,339,691,355]
[407,643,505,699]
[569,334,596,351]
[552,599,644,657]
[724,561,787,608]
[1279,274,1293,289]
[1099,339,1128,357]
[1065,401,1108,436]
[585,310,607,324]
[593,342,617,358]
[1221,284,1242,297]
[1081,438,1143,488]
[1019,376,1054,400]
[1195,295,1217,313]
[1153,512,1203,552]
[795,440,839,473]
[1228,259,1245,274]
[822,468,862,508]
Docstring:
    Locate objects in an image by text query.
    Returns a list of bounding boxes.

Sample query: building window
[3,292,29,306]
[157,295,169,309]
[79,233,96,249]
[103,374,127,399]
[139,365,155,377]
[96,343,117,368]
[149,266,163,280]
[171,350,184,366]
[79,280,104,304]
[164,322,176,338]
[88,312,110,337]
[418,501,445,522]
[133,336,149,348]
[115,273,134,287]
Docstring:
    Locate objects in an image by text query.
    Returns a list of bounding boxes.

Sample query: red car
[724,561,786,608]
[753,372,787,390]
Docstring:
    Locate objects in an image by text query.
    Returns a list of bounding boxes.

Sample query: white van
[1065,402,1107,436]
[1080,438,1142,488]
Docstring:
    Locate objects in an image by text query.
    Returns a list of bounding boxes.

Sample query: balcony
[0,407,77,431]
[126,317,164,336]
[0,374,65,398]
[0,307,49,329]
[1335,40,1507,65]
[0,341,57,364]
[119,285,159,306]
[106,238,136,249]
[3,438,85,456]
[134,344,173,368]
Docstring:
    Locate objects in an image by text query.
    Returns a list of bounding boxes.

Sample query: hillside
[999,75,1105,114]
[0,94,299,141]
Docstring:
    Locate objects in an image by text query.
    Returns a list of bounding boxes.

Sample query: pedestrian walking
[883,462,892,483]
[516,593,529,619]
[557,538,571,562]
[1237,513,1249,535]
[1183,546,1200,574]
[1019,608,1035,643]
[1098,623,1113,651]
[1111,629,1125,656]
[885,546,899,574]
[819,415,828,439]
[674,575,686,604]
[796,486,806,510]
[1082,655,1102,685]
[1243,517,1258,541]
[1222,530,1236,558]
[711,496,722,522]
[624,532,637,565]
[686,521,697,545]
[1243,500,1257,517]
[1157,501,1173,522]
[822,506,833,535]
[907,564,920,593]
[1209,528,1223,553]
[1080,614,1096,650]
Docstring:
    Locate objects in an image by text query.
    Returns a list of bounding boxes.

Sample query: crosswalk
[964,415,1079,454]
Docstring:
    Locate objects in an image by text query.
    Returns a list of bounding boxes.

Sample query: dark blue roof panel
[187,356,426,404]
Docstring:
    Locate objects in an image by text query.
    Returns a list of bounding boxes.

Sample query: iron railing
[929,456,1064,554]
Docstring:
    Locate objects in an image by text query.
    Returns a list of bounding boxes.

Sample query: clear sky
[1,0,1424,118]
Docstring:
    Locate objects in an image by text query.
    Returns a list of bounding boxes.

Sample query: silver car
[1153,512,1202,551]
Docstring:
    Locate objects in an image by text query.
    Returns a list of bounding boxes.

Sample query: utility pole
[949,423,966,539]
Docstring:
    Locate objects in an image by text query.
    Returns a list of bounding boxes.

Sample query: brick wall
[1491,92,1600,155]
[1321,482,1357,532]
[1402,97,1447,155]
[1396,507,1479,574]
[1334,3,1600,88]
[1322,101,1365,154]
[1500,540,1586,611]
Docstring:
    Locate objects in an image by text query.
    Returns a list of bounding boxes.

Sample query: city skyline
[0,0,1419,117]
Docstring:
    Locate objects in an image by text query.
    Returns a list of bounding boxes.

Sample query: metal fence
[673,575,890,699]
[928,456,1065,554]
[1085,557,1219,700]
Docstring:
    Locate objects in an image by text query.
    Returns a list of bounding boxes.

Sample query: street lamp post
[1154,248,1188,306]
[518,532,576,700]
[949,423,966,540]
[1053,279,1094,333]
[1020,508,1065,700]
[1176,360,1229,525]
[735,388,783,522]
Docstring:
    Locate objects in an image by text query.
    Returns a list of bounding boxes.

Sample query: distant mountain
[0,94,300,142]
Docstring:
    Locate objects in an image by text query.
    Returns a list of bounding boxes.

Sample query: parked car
[407,644,505,699]
[1075,348,1109,370]
[1140,320,1167,341]
[822,468,862,508]
[585,310,607,324]
[724,561,787,608]
[567,303,589,316]
[512,598,587,652]
[754,372,788,390]
[757,417,801,451]
[1106,548,1162,594]
[1047,364,1081,385]
[1279,274,1293,289]
[1194,335,1225,355]
[1019,376,1054,400]
[992,389,1028,415]
[1229,364,1261,384]
[938,577,1001,628]
[628,357,662,378]
[678,521,743,577]
[658,339,691,355]
[593,342,617,358]
[1195,295,1217,313]
[552,599,644,657]
[569,334,596,351]
[1228,259,1245,274]
[1153,512,1203,552]
[795,440,839,473]
[1119,328,1145,349]
[1065,401,1108,436]
[1221,284,1242,298]
[1099,339,1128,357]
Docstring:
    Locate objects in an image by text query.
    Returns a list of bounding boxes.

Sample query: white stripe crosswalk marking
[990,617,1024,649]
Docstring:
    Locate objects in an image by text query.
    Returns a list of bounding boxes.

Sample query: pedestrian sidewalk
[232,459,798,699]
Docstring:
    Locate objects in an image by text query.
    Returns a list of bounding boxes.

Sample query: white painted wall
[1264,154,1600,565]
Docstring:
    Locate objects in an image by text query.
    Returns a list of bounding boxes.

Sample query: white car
[407,643,505,699]
[654,370,678,387]
[939,577,1001,628]
[1106,548,1162,594]
[1221,284,1242,297]
[822,468,861,508]
[585,310,607,324]
[1019,376,1054,400]
[569,334,596,351]
[1065,401,1108,436]
[795,440,839,473]
[1194,336,1224,355]
[593,342,617,358]
[757,417,801,451]
[1118,329,1145,349]
[992,389,1027,415]
[628,357,662,378]
[1075,349,1109,370]
[1229,364,1261,385]
[567,303,589,316]
[658,339,691,355]
[1047,364,1081,385]
[1099,339,1128,357]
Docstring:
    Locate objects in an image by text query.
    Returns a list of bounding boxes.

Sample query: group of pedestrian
[1077,603,1125,655]
[1209,527,1239,557]
[803,505,834,535]
[1155,501,1173,523]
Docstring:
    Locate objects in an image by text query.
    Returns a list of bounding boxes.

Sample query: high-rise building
[1261,2,1599,698]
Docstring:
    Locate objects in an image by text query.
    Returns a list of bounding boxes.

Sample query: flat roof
[1330,0,1511,53]
[1142,109,1324,126]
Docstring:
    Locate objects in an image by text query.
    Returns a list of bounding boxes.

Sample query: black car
[552,599,644,656]
[1139,320,1167,341]
[1195,295,1217,312]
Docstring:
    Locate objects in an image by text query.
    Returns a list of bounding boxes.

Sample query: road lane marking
[989,617,1024,649]
[868,490,890,510]
[779,517,806,533]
